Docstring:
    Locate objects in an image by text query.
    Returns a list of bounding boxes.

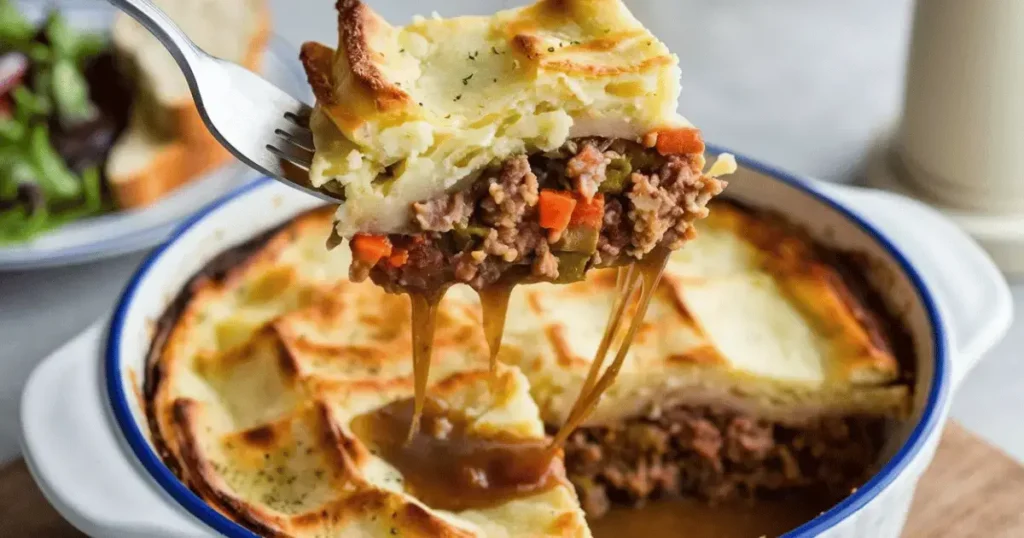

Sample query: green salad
[0,0,125,244]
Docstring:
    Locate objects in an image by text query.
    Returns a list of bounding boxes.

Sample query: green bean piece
[553,252,591,284]
[599,157,632,194]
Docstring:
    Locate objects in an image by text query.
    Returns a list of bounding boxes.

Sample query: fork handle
[104,0,205,80]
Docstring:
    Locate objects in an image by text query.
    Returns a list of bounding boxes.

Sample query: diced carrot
[569,193,604,228]
[538,189,577,233]
[653,127,705,156]
[351,234,392,266]
[388,248,409,267]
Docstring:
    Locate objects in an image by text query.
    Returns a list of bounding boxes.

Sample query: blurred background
[1,0,1021,473]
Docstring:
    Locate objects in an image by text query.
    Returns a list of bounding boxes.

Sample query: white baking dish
[20,148,1013,537]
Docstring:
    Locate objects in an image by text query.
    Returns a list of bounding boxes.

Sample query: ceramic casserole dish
[20,148,1012,537]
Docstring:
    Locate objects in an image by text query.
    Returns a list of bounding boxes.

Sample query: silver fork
[106,0,342,203]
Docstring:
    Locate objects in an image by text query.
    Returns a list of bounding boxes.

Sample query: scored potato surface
[150,203,907,537]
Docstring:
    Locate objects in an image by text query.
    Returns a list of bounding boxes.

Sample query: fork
[106,0,341,203]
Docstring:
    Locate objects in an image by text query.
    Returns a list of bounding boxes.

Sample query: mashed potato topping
[302,0,690,236]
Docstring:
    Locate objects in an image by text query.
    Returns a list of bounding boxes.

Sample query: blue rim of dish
[0,34,308,270]
[104,146,948,538]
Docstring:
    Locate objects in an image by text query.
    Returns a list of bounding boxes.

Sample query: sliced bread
[106,0,271,209]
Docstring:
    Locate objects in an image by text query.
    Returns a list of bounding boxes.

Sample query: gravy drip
[350,396,565,511]
[408,288,447,439]
[550,248,671,448]
[477,282,515,377]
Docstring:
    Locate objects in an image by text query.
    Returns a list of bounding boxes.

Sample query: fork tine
[275,127,315,152]
[284,106,313,127]
[266,143,313,170]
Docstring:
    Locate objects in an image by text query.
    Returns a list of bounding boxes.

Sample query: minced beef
[412,191,472,232]
[559,405,886,518]
[566,142,610,200]
[355,138,725,294]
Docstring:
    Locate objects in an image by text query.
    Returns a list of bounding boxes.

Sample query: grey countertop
[2,0,1022,465]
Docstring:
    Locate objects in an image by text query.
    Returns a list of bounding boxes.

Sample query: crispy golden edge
[170,374,551,536]
[305,0,685,131]
[299,41,336,107]
[712,204,902,379]
[174,398,467,537]
[334,0,409,111]
[173,399,291,537]
[149,209,336,491]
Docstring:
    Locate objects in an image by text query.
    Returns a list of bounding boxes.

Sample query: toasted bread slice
[106,0,271,209]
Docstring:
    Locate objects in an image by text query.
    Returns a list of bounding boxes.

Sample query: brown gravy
[404,246,671,456]
[350,396,564,511]
[589,499,823,538]
[477,282,515,377]
[408,290,446,437]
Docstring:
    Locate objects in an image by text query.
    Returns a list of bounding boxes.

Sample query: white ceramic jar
[896,0,1024,212]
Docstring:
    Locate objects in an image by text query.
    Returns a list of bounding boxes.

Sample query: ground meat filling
[350,138,725,293]
[559,405,887,518]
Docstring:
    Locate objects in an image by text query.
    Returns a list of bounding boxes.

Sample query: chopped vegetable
[569,193,604,228]
[388,248,409,268]
[653,127,705,156]
[538,189,577,233]
[553,252,590,284]
[555,225,599,254]
[0,1,35,48]
[51,58,97,123]
[553,194,603,254]
[351,234,393,266]
[600,157,632,194]
[627,147,665,172]
[452,224,490,249]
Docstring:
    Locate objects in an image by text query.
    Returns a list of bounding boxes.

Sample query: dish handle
[20,321,212,537]
[815,182,1013,388]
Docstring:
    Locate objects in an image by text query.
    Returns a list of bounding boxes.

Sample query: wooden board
[1,422,1022,537]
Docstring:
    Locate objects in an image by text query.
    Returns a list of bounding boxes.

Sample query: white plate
[0,2,311,270]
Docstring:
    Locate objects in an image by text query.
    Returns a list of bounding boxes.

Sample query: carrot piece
[653,127,705,156]
[570,193,605,228]
[538,189,577,233]
[388,248,409,267]
[351,234,392,266]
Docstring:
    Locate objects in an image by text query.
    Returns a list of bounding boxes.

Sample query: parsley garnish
[461,73,474,85]
[454,94,463,102]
